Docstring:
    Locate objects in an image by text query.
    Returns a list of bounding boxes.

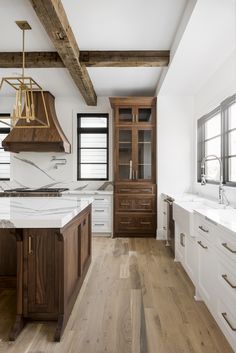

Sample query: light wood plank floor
[0,238,233,353]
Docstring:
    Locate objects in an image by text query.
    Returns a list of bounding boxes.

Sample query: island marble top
[0,196,93,229]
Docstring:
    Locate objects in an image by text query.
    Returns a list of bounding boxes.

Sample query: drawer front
[216,230,236,264]
[93,195,112,206]
[115,197,133,211]
[218,256,236,301]
[195,215,216,242]
[92,220,111,233]
[115,213,156,233]
[115,196,155,212]
[93,205,111,219]
[216,297,236,352]
[115,184,156,194]
[134,198,155,211]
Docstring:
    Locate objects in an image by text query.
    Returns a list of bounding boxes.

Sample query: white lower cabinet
[185,234,197,284]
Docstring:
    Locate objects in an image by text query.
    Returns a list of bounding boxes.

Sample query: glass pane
[138,165,151,179]
[205,159,220,181]
[119,130,131,142]
[119,143,132,164]
[229,103,236,129]
[229,130,236,155]
[138,108,152,123]
[138,130,152,179]
[80,117,107,128]
[205,113,221,139]
[205,136,221,157]
[229,157,236,182]
[80,134,107,148]
[118,108,133,122]
[80,164,107,179]
[119,165,130,180]
[80,149,107,163]
[0,164,10,179]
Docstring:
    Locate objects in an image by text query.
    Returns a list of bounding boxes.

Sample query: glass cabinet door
[118,129,133,180]
[137,107,152,124]
[137,129,153,180]
[116,107,134,124]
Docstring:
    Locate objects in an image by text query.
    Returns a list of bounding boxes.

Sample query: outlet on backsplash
[51,156,67,169]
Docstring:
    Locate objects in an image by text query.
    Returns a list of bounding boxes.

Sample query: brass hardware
[28,236,33,254]
[222,312,236,331]
[222,274,236,289]
[15,21,32,30]
[198,225,209,233]
[121,202,130,206]
[197,240,208,249]
[132,114,135,123]
[222,243,236,254]
[135,170,138,180]
[180,233,185,247]
[132,170,135,180]
[141,221,151,225]
[120,221,130,224]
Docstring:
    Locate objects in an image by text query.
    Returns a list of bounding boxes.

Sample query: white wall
[193,49,236,206]
[0,95,112,189]
[157,94,195,238]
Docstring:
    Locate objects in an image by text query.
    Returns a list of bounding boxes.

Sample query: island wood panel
[0,229,17,288]
[4,204,92,342]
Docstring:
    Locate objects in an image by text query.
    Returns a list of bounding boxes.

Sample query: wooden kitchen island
[0,196,92,342]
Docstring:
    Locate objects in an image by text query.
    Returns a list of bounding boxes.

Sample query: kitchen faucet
[201,154,229,205]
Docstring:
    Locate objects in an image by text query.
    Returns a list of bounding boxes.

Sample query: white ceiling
[159,0,236,95]
[0,0,188,98]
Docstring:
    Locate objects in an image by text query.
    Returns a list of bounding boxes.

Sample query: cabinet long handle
[222,243,236,254]
[222,312,236,331]
[180,233,185,247]
[28,236,33,254]
[121,202,130,206]
[222,274,236,289]
[136,170,138,180]
[198,225,209,233]
[94,209,105,212]
[94,223,105,226]
[94,198,105,201]
[120,221,130,224]
[141,221,151,225]
[197,240,208,249]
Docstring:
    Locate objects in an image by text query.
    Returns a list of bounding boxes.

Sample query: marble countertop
[194,208,236,234]
[162,192,201,201]
[0,196,93,229]
[62,190,113,195]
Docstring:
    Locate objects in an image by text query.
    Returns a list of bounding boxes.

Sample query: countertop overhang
[0,196,93,229]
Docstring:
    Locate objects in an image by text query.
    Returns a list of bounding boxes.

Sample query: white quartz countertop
[0,196,93,229]
[194,208,236,234]
[62,190,113,195]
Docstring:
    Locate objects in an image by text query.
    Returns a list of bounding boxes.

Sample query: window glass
[229,103,236,129]
[229,130,236,155]
[205,113,221,139]
[205,159,220,181]
[0,124,10,180]
[205,136,221,157]
[80,117,107,128]
[229,157,236,182]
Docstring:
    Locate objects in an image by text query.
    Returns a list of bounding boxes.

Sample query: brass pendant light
[0,21,50,128]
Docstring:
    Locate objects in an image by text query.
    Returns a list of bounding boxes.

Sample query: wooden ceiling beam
[80,50,170,67]
[0,50,170,68]
[29,0,97,106]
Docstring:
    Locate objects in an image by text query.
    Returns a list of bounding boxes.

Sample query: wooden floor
[0,237,233,353]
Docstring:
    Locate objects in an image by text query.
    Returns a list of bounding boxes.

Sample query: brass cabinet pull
[132,114,135,123]
[132,170,135,180]
[198,225,209,233]
[222,243,236,254]
[121,202,130,206]
[141,221,151,225]
[135,170,138,180]
[120,221,130,224]
[222,274,236,289]
[222,312,236,331]
[197,240,208,249]
[180,233,185,247]
[28,236,33,254]
[140,203,150,206]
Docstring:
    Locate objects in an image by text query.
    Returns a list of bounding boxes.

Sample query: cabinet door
[80,213,91,272]
[25,230,58,315]
[185,235,197,284]
[136,106,154,125]
[116,128,135,181]
[136,128,155,181]
[115,106,135,124]
[197,236,216,310]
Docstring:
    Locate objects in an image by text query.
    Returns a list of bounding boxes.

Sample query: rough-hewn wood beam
[80,50,170,67]
[0,52,64,68]
[29,0,97,106]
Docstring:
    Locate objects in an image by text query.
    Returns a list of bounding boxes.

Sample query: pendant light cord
[22,28,25,78]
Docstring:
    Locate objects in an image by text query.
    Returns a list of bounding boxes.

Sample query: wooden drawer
[115,213,156,233]
[115,195,155,212]
[115,183,156,194]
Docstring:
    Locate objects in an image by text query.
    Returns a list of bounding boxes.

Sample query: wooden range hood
[2,91,71,153]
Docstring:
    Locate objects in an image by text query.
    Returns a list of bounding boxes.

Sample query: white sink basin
[173,199,227,236]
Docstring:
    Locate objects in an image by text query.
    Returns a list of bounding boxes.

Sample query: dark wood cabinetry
[110,97,157,237]
[0,205,91,342]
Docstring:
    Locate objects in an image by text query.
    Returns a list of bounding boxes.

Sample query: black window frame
[77,113,109,181]
[0,114,10,181]
[197,94,236,186]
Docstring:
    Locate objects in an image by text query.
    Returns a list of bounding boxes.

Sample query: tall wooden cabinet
[110,97,157,237]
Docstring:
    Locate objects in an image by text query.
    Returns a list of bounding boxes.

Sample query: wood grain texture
[0,238,233,353]
[29,0,97,106]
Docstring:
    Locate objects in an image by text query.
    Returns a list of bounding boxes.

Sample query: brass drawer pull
[120,202,130,206]
[222,312,236,331]
[222,274,236,289]
[140,203,150,206]
[28,236,33,254]
[222,243,236,254]
[197,241,208,249]
[198,225,209,233]
[141,221,151,225]
[120,221,131,224]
